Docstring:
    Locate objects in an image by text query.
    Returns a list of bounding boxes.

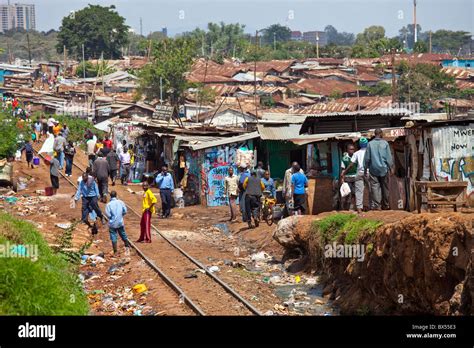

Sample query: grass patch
[312,213,382,244]
[0,213,88,315]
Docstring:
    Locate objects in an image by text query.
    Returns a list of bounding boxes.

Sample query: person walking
[340,144,357,210]
[155,165,174,218]
[61,123,69,139]
[364,129,393,210]
[64,140,76,177]
[41,116,48,138]
[291,163,308,215]
[238,165,250,222]
[86,134,97,168]
[137,183,157,243]
[33,119,42,143]
[74,172,105,227]
[255,161,266,179]
[224,167,239,222]
[106,148,120,186]
[261,170,276,198]
[53,133,67,170]
[342,137,368,214]
[105,191,131,255]
[128,144,136,182]
[119,147,131,185]
[103,135,113,150]
[282,162,304,215]
[50,154,60,195]
[243,171,265,228]
[22,140,34,169]
[93,153,110,203]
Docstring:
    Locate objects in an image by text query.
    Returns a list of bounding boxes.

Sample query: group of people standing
[340,128,393,213]
[224,160,308,229]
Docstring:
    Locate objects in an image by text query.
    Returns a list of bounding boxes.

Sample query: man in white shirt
[119,149,131,185]
[341,137,368,213]
[86,135,97,168]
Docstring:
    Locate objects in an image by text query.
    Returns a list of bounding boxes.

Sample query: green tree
[0,112,28,159]
[356,26,386,45]
[397,63,457,111]
[138,38,197,107]
[262,24,291,46]
[56,5,129,59]
[76,60,116,78]
[414,41,428,53]
[398,24,424,49]
[324,25,355,45]
[431,30,472,53]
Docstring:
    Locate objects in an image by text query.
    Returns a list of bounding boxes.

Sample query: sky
[21,0,474,37]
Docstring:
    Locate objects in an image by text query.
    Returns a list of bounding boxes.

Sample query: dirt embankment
[273,212,474,315]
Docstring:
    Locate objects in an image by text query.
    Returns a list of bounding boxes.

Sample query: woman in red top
[103,135,113,149]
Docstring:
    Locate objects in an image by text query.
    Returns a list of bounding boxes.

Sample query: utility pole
[63,45,67,76]
[413,0,418,44]
[316,32,320,59]
[390,48,398,104]
[429,30,432,53]
[26,32,32,66]
[254,30,259,122]
[7,41,12,64]
[140,17,143,36]
[273,32,276,51]
[159,76,163,104]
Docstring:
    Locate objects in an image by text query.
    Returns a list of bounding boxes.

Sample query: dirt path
[8,147,288,315]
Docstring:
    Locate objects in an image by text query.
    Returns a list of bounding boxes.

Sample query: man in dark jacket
[243,171,265,228]
[106,149,120,186]
[93,153,110,203]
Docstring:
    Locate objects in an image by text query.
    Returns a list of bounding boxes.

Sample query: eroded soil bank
[273,211,473,315]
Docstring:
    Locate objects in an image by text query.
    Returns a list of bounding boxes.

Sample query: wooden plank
[427,201,465,205]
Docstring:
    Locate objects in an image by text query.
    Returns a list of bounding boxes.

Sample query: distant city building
[162,27,168,38]
[0,3,35,32]
[302,31,327,46]
[290,31,302,41]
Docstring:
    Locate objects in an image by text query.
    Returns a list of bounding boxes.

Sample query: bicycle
[261,191,277,226]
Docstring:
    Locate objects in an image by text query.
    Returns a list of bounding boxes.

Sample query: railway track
[33,148,262,316]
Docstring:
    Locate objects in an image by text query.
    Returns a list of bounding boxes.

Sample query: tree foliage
[261,24,291,46]
[397,62,458,111]
[56,5,129,59]
[0,30,61,62]
[138,38,197,105]
[325,25,355,46]
[75,60,116,78]
[431,30,472,54]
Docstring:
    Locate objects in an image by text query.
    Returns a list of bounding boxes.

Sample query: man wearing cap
[364,129,393,210]
[342,137,368,213]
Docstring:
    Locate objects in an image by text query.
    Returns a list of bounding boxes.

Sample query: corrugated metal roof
[185,131,260,150]
[302,108,412,118]
[441,67,474,79]
[257,124,302,140]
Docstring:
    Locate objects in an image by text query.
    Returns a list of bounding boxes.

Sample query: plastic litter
[132,284,148,294]
[208,266,220,273]
[55,222,72,230]
[251,251,270,261]
[340,182,351,198]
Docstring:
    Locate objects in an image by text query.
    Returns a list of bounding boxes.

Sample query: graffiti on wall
[203,141,251,170]
[206,165,241,207]
[432,125,474,205]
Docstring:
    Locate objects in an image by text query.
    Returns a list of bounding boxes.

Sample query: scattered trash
[55,222,73,230]
[314,299,325,305]
[91,289,105,295]
[208,266,220,273]
[214,223,230,236]
[133,309,143,316]
[269,276,281,285]
[35,189,45,195]
[184,273,197,279]
[5,197,18,204]
[262,277,270,283]
[251,251,271,262]
[263,310,274,316]
[132,284,148,294]
[305,277,319,285]
[89,255,106,263]
[295,275,301,284]
[274,304,286,311]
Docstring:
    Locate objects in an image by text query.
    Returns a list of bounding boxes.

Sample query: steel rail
[70,157,262,316]
[32,148,206,316]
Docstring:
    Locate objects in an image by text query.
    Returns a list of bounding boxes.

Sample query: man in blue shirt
[364,128,393,210]
[155,164,174,218]
[105,191,131,255]
[74,173,105,226]
[261,170,276,198]
[291,162,308,215]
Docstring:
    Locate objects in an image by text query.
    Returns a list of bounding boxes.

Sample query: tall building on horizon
[0,3,35,33]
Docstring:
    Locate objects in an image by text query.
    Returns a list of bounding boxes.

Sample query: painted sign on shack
[432,124,474,206]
